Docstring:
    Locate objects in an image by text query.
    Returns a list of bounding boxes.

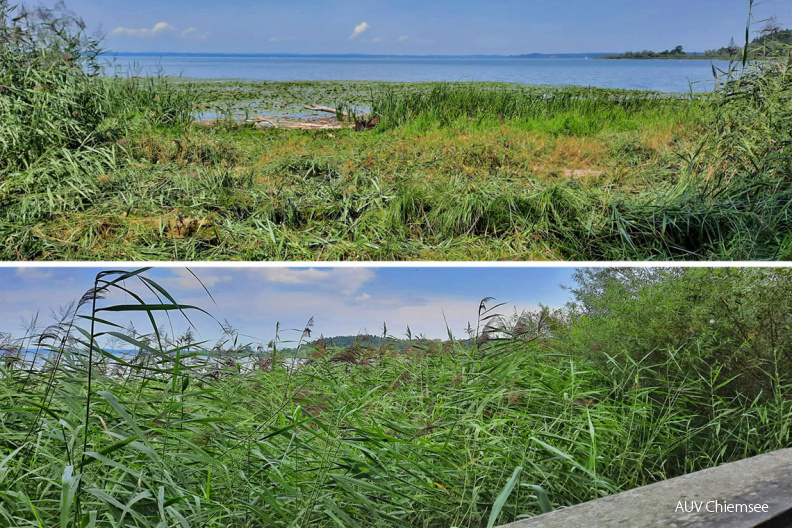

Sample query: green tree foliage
[566,268,792,399]
[604,45,686,59]
[705,27,792,58]
[609,25,792,60]
[565,268,681,316]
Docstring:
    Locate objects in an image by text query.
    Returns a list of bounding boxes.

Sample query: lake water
[4,348,305,377]
[104,54,731,93]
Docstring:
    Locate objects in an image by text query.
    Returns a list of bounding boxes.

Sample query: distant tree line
[604,19,790,60]
[705,26,791,58]
[605,45,687,59]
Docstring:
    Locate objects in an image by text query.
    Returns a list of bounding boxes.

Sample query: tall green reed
[1,269,791,527]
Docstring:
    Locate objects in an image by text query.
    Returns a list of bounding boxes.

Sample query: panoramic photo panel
[1,265,791,526]
[0,0,789,261]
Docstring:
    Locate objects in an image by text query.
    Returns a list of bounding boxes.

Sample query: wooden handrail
[498,448,792,528]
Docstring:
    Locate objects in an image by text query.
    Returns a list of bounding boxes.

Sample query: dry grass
[2,71,789,260]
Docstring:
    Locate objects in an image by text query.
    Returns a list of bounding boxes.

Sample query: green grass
[1,267,791,527]
[1,72,789,260]
[371,84,698,133]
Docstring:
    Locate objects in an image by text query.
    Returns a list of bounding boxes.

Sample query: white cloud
[15,268,53,280]
[181,27,209,40]
[160,268,232,291]
[254,268,375,295]
[269,36,278,42]
[0,288,81,332]
[398,35,409,42]
[110,22,175,38]
[349,21,369,40]
[204,288,483,341]
[260,268,331,285]
[0,266,566,346]
[385,299,476,338]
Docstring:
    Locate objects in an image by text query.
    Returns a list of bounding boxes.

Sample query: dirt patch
[561,168,605,178]
[122,212,218,240]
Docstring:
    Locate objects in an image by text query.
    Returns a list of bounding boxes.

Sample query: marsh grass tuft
[372,84,700,135]
[2,69,788,259]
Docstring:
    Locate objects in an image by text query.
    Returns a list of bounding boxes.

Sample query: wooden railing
[498,448,792,528]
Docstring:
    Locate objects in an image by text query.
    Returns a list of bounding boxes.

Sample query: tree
[566,267,679,316]
[565,268,792,399]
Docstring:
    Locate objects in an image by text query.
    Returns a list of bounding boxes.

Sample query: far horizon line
[103,51,627,59]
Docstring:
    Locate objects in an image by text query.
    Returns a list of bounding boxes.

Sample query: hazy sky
[0,266,576,345]
[60,0,791,55]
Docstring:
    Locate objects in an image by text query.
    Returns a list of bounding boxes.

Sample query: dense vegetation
[705,27,792,59]
[603,45,689,59]
[604,24,792,60]
[1,267,791,527]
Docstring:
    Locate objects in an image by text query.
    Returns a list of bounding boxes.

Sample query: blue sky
[0,267,576,346]
[63,0,790,55]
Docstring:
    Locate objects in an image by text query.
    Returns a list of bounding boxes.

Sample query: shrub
[0,1,106,168]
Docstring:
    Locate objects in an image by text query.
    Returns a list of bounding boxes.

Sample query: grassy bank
[1,3,790,260]
[2,75,790,260]
[1,267,791,527]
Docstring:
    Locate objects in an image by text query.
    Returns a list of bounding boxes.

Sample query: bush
[0,1,107,168]
[565,268,792,399]
[0,1,195,173]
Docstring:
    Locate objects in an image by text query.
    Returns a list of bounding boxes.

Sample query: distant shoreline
[103,51,622,59]
[102,51,729,62]
[600,54,735,61]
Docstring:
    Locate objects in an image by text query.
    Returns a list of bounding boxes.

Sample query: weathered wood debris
[247,116,353,130]
[198,104,378,131]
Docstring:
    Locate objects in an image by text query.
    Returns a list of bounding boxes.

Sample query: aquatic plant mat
[1,72,790,260]
[2,267,792,527]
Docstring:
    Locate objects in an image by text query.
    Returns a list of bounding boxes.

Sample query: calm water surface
[106,55,730,93]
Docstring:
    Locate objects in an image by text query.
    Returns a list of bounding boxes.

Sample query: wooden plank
[499,448,792,528]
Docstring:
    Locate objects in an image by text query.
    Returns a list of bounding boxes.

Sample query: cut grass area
[1,75,790,260]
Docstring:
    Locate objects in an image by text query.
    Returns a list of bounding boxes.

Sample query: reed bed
[1,267,791,527]
[370,84,700,134]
